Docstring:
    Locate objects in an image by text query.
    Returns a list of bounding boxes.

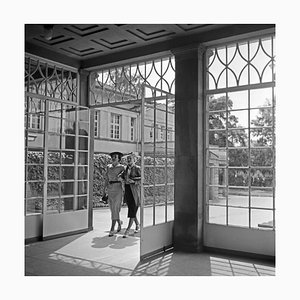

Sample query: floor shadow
[91,234,139,250]
[131,250,275,276]
[26,252,134,276]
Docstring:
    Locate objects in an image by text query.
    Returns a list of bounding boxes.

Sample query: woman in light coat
[103,151,125,237]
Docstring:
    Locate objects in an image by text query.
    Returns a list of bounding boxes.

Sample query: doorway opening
[91,85,175,260]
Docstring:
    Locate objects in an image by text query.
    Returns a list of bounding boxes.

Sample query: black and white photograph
[1,1,300,299]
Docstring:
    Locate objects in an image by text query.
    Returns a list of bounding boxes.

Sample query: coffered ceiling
[25,24,275,69]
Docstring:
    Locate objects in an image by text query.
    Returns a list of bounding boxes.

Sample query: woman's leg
[109,220,117,236]
[134,217,140,227]
[117,219,123,232]
[123,218,134,237]
[126,218,134,230]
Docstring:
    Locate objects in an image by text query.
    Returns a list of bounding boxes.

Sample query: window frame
[110,113,121,140]
[204,34,276,230]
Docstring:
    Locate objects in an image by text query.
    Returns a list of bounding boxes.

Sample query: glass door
[140,85,175,259]
[42,100,90,239]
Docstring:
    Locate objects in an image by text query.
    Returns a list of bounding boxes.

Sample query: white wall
[204,223,275,256]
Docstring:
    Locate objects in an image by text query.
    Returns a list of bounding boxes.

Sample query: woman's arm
[103,166,109,194]
[131,166,141,181]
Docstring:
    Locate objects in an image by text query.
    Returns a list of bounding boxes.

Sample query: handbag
[102,193,108,203]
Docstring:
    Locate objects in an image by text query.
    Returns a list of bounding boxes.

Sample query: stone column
[79,69,94,230]
[172,45,205,252]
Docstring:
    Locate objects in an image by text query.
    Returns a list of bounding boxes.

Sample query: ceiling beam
[25,41,81,69]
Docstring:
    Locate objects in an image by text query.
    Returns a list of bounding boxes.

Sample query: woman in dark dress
[122,153,141,238]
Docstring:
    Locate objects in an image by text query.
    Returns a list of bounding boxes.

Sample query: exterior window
[28,98,45,130]
[205,35,276,230]
[94,110,100,137]
[28,115,42,130]
[160,125,166,140]
[130,117,136,141]
[167,127,172,140]
[110,113,121,139]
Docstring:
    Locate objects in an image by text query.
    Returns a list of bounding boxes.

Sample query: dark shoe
[108,231,114,237]
[123,229,129,238]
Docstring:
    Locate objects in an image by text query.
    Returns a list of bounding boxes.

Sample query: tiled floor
[25,208,275,276]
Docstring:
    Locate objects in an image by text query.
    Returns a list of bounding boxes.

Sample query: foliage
[209,95,274,188]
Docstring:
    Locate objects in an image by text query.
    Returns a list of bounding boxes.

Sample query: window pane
[208,168,226,186]
[61,135,76,150]
[250,128,273,147]
[166,185,174,221]
[78,196,87,210]
[78,181,88,195]
[28,98,45,113]
[251,209,274,229]
[154,167,166,185]
[207,205,226,225]
[228,207,249,227]
[78,107,89,121]
[26,198,43,215]
[209,112,227,129]
[143,186,154,227]
[250,148,273,166]
[250,108,273,127]
[79,137,89,150]
[78,166,88,180]
[26,182,43,198]
[78,152,88,165]
[62,166,75,180]
[208,186,226,205]
[47,183,60,197]
[208,131,227,148]
[155,186,166,224]
[27,132,44,148]
[61,151,75,165]
[48,134,60,149]
[78,122,89,136]
[228,149,248,167]
[167,164,174,184]
[62,120,76,135]
[49,101,61,117]
[47,151,60,164]
[144,166,154,185]
[61,182,74,196]
[27,114,45,131]
[228,90,248,110]
[27,165,44,181]
[228,187,249,207]
[228,129,248,147]
[47,198,59,214]
[250,88,272,108]
[227,110,248,128]
[228,168,249,186]
[250,168,274,187]
[27,150,44,164]
[208,93,226,111]
[61,197,74,212]
[48,117,61,134]
[251,188,273,209]
[62,104,76,120]
[208,149,227,166]
[48,166,60,180]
